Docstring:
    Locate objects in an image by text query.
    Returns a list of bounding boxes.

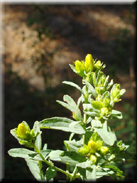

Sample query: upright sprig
[8,54,135,182]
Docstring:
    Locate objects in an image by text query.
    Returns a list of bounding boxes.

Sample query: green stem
[82,113,87,145]
[65,132,75,181]
[34,146,73,180]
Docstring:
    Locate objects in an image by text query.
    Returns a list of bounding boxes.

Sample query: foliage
[8,54,135,181]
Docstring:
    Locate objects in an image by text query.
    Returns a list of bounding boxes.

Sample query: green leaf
[92,120,117,145]
[96,166,113,179]
[63,81,83,94]
[40,150,51,159]
[103,165,124,178]
[25,159,43,180]
[8,148,50,161]
[33,121,42,151]
[49,150,64,161]
[83,80,97,98]
[10,128,20,141]
[77,160,96,181]
[120,89,126,95]
[57,95,83,121]
[56,100,74,112]
[60,151,86,165]
[63,95,76,107]
[69,64,78,75]
[104,75,109,87]
[8,148,40,160]
[63,95,83,120]
[45,167,56,181]
[39,117,85,134]
[106,79,113,90]
[110,110,123,119]
[64,139,82,151]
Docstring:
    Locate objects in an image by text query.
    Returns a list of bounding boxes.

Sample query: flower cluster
[71,54,105,78]
[73,54,126,123]
[11,121,36,148]
[77,132,109,164]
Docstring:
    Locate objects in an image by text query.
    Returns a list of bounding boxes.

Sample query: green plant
[8,54,135,181]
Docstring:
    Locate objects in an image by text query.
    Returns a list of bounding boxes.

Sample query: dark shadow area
[3,3,136,181]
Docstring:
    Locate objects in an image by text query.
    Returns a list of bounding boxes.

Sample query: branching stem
[34,146,73,180]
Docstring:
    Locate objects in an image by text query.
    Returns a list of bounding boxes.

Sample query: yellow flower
[17,122,30,139]
[88,140,99,154]
[85,54,94,73]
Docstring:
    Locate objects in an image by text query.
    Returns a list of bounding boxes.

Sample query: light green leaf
[64,139,82,151]
[63,95,76,107]
[77,160,96,181]
[49,150,64,161]
[8,148,40,160]
[120,89,126,95]
[63,95,83,120]
[8,148,50,161]
[33,121,42,151]
[43,143,47,150]
[69,64,77,74]
[110,110,123,119]
[10,128,20,141]
[45,167,57,181]
[40,150,51,159]
[83,80,97,98]
[56,100,74,112]
[25,159,43,180]
[39,117,85,134]
[57,95,82,121]
[96,166,113,179]
[106,79,113,90]
[104,75,109,87]
[103,165,124,178]
[63,81,83,94]
[60,151,86,165]
[92,120,117,145]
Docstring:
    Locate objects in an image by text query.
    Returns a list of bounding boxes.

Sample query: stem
[34,146,73,180]
[65,132,75,181]
[82,113,87,145]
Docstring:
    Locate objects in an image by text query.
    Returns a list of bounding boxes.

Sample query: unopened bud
[90,154,97,164]
[77,145,89,155]
[100,146,109,154]
[17,122,30,139]
[85,54,94,73]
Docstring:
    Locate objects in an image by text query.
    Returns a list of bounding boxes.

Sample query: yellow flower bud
[88,140,99,154]
[17,122,30,139]
[74,60,85,77]
[100,146,109,154]
[85,54,94,73]
[95,60,101,67]
[90,154,97,164]
[74,60,83,72]
[77,145,89,155]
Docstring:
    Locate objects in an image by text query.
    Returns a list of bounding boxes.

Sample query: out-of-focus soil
[2,5,136,95]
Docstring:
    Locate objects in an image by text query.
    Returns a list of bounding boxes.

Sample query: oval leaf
[39,117,85,134]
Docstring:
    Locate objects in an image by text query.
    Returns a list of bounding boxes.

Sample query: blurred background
[2,3,136,181]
